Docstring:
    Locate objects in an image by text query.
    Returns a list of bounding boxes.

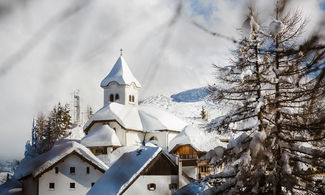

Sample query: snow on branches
[205,4,325,194]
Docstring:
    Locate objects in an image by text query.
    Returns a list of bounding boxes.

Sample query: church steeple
[101,52,141,106]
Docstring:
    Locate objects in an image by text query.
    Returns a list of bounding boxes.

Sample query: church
[15,51,192,195]
[81,51,187,154]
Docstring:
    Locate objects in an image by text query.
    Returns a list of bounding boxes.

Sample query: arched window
[132,95,135,102]
[115,94,119,100]
[129,95,132,102]
[110,94,114,102]
[147,183,156,191]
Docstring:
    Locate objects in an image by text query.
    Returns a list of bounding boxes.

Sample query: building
[12,52,190,195]
[82,54,187,154]
[168,125,228,182]
[87,146,179,195]
[15,141,108,195]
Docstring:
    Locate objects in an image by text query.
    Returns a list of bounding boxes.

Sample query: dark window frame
[70,182,75,189]
[169,183,178,190]
[70,167,75,174]
[86,167,90,174]
[110,94,114,102]
[49,183,55,190]
[147,183,156,191]
[55,167,58,174]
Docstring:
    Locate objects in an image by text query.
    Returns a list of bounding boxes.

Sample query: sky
[0,0,323,159]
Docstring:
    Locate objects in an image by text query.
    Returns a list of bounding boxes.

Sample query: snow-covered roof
[169,125,228,153]
[14,140,108,180]
[83,102,187,133]
[81,125,121,147]
[87,146,161,195]
[100,56,141,88]
[173,181,213,195]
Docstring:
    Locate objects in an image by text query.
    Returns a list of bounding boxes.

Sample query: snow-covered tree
[24,119,40,158]
[35,103,72,153]
[87,105,93,120]
[200,106,208,121]
[205,3,325,194]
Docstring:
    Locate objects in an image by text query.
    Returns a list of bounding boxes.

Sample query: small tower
[100,50,141,106]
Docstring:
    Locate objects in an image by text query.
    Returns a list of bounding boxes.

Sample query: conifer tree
[200,106,208,121]
[205,2,325,194]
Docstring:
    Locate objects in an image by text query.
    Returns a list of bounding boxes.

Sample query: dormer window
[115,94,119,100]
[110,94,114,102]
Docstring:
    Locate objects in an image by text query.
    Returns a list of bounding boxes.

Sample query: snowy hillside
[140,87,231,125]
[0,160,19,185]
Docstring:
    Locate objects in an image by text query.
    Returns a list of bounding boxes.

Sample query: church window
[132,95,135,102]
[110,94,114,102]
[147,183,156,191]
[70,182,75,189]
[115,94,119,100]
[55,167,58,174]
[86,167,90,174]
[49,183,55,190]
[70,167,75,174]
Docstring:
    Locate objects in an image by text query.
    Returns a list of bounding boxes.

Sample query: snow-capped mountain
[140,87,231,125]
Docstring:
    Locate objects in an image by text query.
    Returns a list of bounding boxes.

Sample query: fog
[0,0,323,159]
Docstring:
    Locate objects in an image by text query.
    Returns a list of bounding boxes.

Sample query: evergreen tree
[87,105,93,120]
[24,119,40,158]
[200,106,208,121]
[205,3,325,194]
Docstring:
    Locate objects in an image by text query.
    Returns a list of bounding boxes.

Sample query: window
[129,95,132,102]
[70,167,75,174]
[169,183,178,190]
[70,182,75,190]
[115,94,119,100]
[49,183,55,190]
[147,183,156,191]
[55,167,58,174]
[110,94,114,102]
[86,167,90,174]
[131,95,135,102]
[91,182,95,187]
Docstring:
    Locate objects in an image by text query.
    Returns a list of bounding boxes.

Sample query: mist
[0,0,323,159]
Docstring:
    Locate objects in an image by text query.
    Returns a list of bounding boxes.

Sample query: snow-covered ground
[140,87,231,126]
[0,160,19,185]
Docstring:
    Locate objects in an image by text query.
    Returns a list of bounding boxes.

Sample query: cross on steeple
[120,48,123,56]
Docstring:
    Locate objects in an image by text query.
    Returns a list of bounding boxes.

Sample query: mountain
[140,87,231,125]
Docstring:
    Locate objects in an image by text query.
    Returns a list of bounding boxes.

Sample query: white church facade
[81,53,187,155]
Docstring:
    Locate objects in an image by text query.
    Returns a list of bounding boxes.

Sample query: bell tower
[100,50,141,106]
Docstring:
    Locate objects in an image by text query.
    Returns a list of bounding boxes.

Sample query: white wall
[124,83,140,106]
[124,175,178,195]
[103,82,125,105]
[109,121,125,146]
[125,131,144,146]
[38,154,103,195]
[183,166,199,179]
[146,131,179,150]
[103,82,140,106]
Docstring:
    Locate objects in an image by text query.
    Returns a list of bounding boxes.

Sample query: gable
[142,153,178,175]
[36,151,106,178]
